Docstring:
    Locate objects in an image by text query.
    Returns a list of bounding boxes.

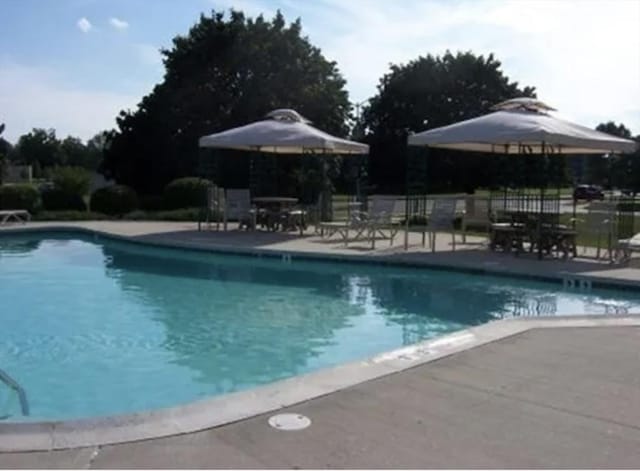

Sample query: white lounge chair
[615,233,640,264]
[0,210,31,226]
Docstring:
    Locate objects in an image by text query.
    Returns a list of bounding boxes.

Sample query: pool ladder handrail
[0,367,29,416]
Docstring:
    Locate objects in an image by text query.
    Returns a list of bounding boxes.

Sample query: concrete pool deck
[2,221,640,467]
[2,322,640,468]
[1,220,640,289]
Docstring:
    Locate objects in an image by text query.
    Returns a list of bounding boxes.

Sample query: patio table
[252,197,301,232]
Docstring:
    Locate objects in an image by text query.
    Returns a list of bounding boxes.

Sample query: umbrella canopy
[199,109,369,155]
[408,98,638,154]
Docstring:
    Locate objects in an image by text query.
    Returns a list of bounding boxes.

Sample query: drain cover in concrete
[268,413,311,431]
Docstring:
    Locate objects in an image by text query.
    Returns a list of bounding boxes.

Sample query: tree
[0,123,10,183]
[58,134,104,170]
[13,128,62,175]
[590,122,640,191]
[360,51,537,193]
[102,10,351,194]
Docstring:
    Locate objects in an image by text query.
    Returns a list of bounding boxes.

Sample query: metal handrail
[0,368,29,417]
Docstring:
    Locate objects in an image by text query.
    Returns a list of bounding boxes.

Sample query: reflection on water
[1,232,640,420]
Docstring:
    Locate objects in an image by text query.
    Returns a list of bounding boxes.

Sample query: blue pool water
[1,232,640,421]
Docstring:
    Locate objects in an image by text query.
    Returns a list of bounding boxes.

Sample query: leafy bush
[41,188,87,211]
[90,185,138,216]
[33,210,108,221]
[52,166,91,196]
[0,184,40,212]
[138,194,165,211]
[123,207,202,221]
[163,177,211,209]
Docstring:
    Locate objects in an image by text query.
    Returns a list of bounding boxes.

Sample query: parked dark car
[573,184,604,201]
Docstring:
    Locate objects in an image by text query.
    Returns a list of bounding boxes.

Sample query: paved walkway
[2,326,640,468]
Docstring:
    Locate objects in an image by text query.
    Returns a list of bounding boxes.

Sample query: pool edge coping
[2,316,640,452]
[2,224,639,292]
[1,225,640,451]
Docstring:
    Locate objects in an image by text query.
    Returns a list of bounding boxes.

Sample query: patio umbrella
[407,97,639,257]
[198,109,368,224]
[408,98,637,154]
[199,109,369,154]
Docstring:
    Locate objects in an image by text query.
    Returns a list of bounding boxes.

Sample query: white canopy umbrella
[199,109,369,154]
[406,98,639,258]
[408,98,638,154]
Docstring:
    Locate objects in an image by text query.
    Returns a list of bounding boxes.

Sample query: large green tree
[588,122,640,190]
[12,128,62,176]
[0,123,10,183]
[60,133,104,170]
[360,51,537,194]
[102,10,351,194]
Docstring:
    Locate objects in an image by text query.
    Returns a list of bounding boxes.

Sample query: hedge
[90,185,138,216]
[33,211,108,221]
[163,177,211,209]
[0,184,40,213]
[41,188,87,211]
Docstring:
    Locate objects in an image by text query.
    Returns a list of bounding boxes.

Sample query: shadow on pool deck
[2,220,639,285]
[3,326,640,468]
[131,227,640,286]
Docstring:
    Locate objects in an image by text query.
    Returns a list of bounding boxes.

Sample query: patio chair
[425,198,458,252]
[223,189,257,231]
[204,185,223,231]
[461,196,492,243]
[574,201,616,259]
[0,210,31,226]
[365,196,403,249]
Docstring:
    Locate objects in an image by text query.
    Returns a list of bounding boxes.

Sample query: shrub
[90,185,138,216]
[41,188,87,211]
[33,210,108,221]
[52,166,91,196]
[0,184,40,213]
[123,208,202,221]
[138,194,166,211]
[163,177,211,210]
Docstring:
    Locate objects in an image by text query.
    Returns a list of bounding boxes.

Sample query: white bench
[0,210,31,225]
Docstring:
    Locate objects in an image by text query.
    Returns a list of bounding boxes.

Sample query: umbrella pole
[538,142,547,260]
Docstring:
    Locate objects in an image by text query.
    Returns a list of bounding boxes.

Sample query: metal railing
[0,368,29,417]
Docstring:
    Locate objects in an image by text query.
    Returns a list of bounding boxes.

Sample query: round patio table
[252,197,300,231]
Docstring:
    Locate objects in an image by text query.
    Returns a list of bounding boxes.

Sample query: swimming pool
[1,231,639,421]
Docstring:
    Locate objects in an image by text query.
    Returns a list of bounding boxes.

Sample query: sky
[1,0,639,143]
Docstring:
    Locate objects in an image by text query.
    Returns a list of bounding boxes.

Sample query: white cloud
[76,17,92,33]
[109,17,129,30]
[0,62,141,142]
[292,0,640,134]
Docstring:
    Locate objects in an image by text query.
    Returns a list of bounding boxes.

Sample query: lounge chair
[615,233,640,264]
[425,198,458,252]
[223,189,256,231]
[0,210,31,226]
[318,208,367,247]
